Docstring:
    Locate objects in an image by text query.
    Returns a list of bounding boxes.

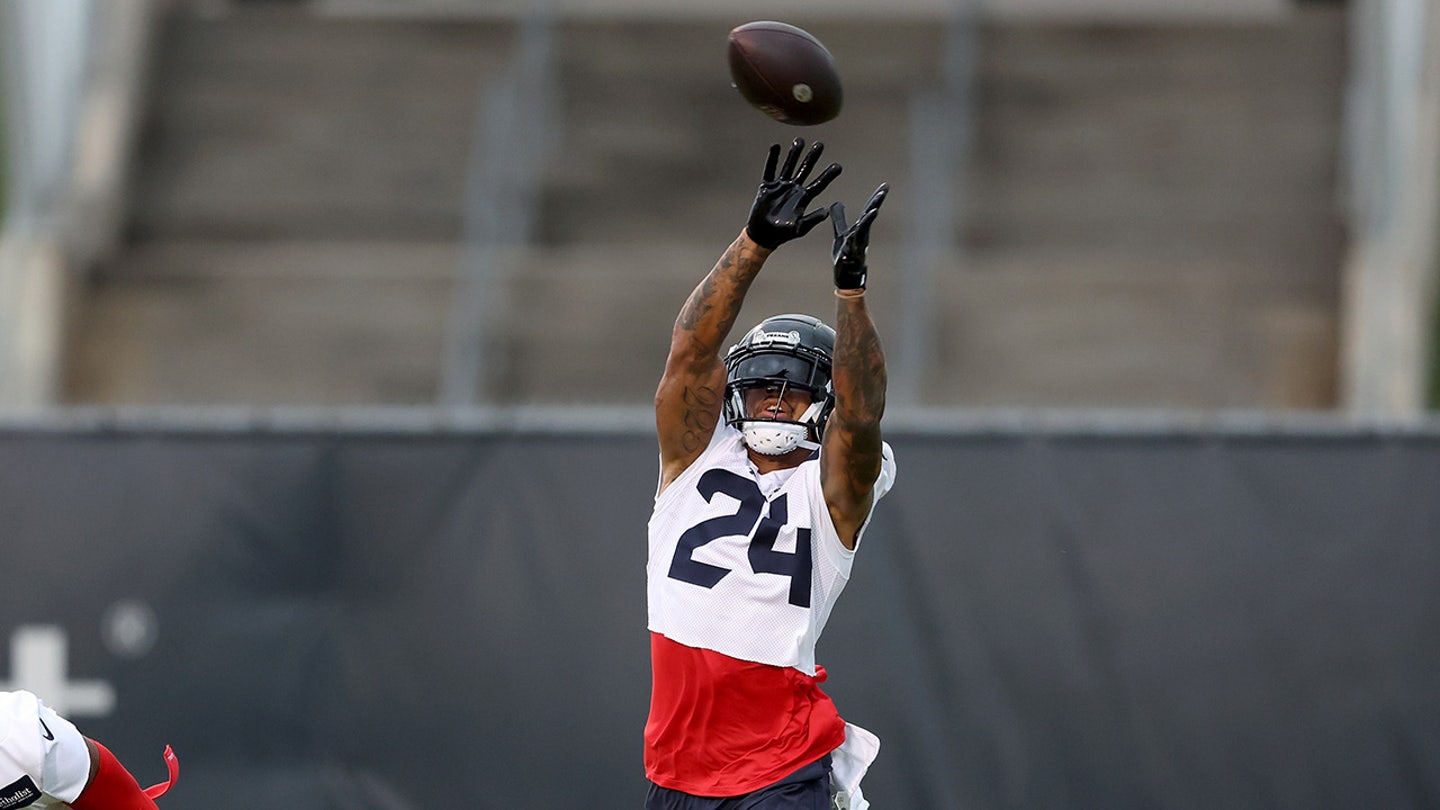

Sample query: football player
[0,690,177,810]
[646,137,895,810]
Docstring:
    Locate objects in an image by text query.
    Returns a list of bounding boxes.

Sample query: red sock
[68,741,177,810]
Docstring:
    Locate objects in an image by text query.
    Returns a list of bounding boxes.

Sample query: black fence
[3,411,1438,809]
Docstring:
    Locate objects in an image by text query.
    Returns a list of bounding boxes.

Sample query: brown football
[726,21,843,126]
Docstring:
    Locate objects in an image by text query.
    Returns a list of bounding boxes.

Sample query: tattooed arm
[822,184,890,548]
[654,138,841,494]
[655,233,770,493]
[821,294,888,548]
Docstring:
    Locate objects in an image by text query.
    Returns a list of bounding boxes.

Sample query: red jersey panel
[643,632,846,796]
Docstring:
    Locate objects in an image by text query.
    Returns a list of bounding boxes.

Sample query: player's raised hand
[745,138,842,250]
[830,183,889,291]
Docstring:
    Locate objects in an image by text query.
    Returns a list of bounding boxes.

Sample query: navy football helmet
[723,314,836,454]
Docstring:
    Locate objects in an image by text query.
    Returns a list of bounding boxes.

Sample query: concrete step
[67,238,1335,408]
[68,241,456,404]
[129,8,518,240]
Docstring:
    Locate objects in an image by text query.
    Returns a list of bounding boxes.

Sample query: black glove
[745,138,842,250]
[830,183,889,290]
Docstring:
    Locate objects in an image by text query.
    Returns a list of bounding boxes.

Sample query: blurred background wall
[3,420,1439,810]
[4,0,1434,416]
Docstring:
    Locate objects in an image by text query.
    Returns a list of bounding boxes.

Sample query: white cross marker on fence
[0,625,115,717]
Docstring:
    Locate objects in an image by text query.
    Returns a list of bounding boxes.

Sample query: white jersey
[0,691,90,810]
[647,424,896,674]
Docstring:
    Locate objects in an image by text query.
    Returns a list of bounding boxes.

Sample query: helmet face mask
[723,314,836,454]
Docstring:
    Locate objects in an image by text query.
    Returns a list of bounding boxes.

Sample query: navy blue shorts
[645,755,833,810]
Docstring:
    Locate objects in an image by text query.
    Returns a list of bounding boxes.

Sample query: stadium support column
[0,0,153,410]
[0,0,90,409]
[1338,0,1440,416]
[895,0,976,407]
[440,3,558,408]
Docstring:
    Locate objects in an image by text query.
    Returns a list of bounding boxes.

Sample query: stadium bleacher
[63,2,1347,409]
